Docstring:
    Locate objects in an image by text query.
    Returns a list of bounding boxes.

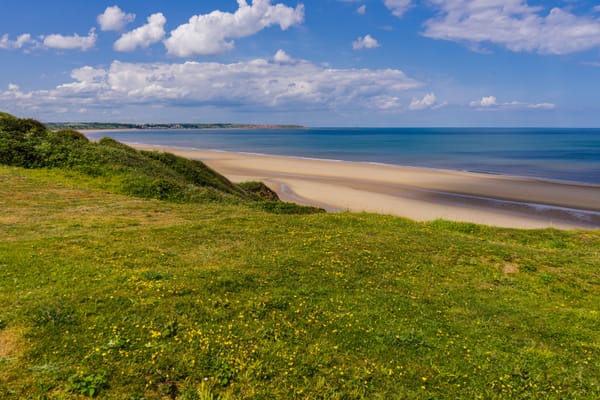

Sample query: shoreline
[126,143,600,230]
[82,131,600,188]
[127,142,600,188]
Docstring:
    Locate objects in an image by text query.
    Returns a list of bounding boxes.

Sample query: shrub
[256,200,325,214]
[238,181,280,201]
[31,303,77,327]
[66,373,108,397]
[142,151,249,198]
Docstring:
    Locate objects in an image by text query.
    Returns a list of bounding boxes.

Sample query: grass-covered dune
[0,112,321,215]
[0,113,599,399]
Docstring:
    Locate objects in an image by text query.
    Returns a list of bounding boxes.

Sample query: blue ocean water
[87,128,600,185]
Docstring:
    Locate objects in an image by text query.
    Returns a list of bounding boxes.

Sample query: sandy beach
[129,143,600,230]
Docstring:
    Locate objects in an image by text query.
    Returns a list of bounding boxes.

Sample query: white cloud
[470,96,497,108]
[372,95,401,110]
[114,13,166,52]
[0,57,420,116]
[71,66,107,83]
[15,34,34,48]
[470,96,555,110]
[409,93,442,110]
[384,0,413,17]
[5,83,32,99]
[57,66,109,94]
[43,29,97,51]
[357,5,367,15]
[582,61,600,67]
[164,0,304,57]
[527,102,555,110]
[98,6,136,32]
[0,33,36,49]
[423,0,600,55]
[352,34,380,50]
[273,49,294,63]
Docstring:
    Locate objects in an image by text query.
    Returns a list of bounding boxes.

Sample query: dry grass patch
[503,263,520,274]
[0,327,25,360]
[0,215,22,224]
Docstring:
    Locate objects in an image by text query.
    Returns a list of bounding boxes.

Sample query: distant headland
[45,122,304,131]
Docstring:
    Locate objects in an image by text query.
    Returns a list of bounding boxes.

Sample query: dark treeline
[45,122,304,131]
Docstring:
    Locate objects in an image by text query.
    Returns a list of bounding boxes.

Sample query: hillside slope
[1,167,599,398]
[0,112,322,214]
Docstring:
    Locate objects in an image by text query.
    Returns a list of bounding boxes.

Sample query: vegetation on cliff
[0,112,321,214]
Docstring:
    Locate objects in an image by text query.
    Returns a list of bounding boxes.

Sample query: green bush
[66,373,108,397]
[31,303,77,327]
[0,113,47,167]
[256,200,326,214]
[238,181,280,201]
[142,151,250,198]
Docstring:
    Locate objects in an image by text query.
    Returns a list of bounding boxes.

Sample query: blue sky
[1,0,600,126]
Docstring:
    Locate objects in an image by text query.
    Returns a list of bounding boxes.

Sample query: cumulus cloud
[409,93,444,110]
[164,0,304,57]
[273,49,294,63]
[470,96,497,108]
[0,33,36,49]
[357,5,366,15]
[470,96,555,110]
[4,83,32,100]
[4,30,98,52]
[43,28,97,50]
[384,0,413,17]
[114,13,166,52]
[423,0,600,55]
[98,6,136,32]
[352,34,380,50]
[57,66,109,94]
[0,57,420,116]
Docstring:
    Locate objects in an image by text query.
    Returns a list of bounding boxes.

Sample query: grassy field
[1,164,599,399]
[1,112,599,398]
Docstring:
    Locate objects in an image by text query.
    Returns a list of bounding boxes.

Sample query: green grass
[1,165,599,399]
[1,112,599,398]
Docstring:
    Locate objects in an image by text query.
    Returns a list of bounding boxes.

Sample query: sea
[86,127,600,185]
